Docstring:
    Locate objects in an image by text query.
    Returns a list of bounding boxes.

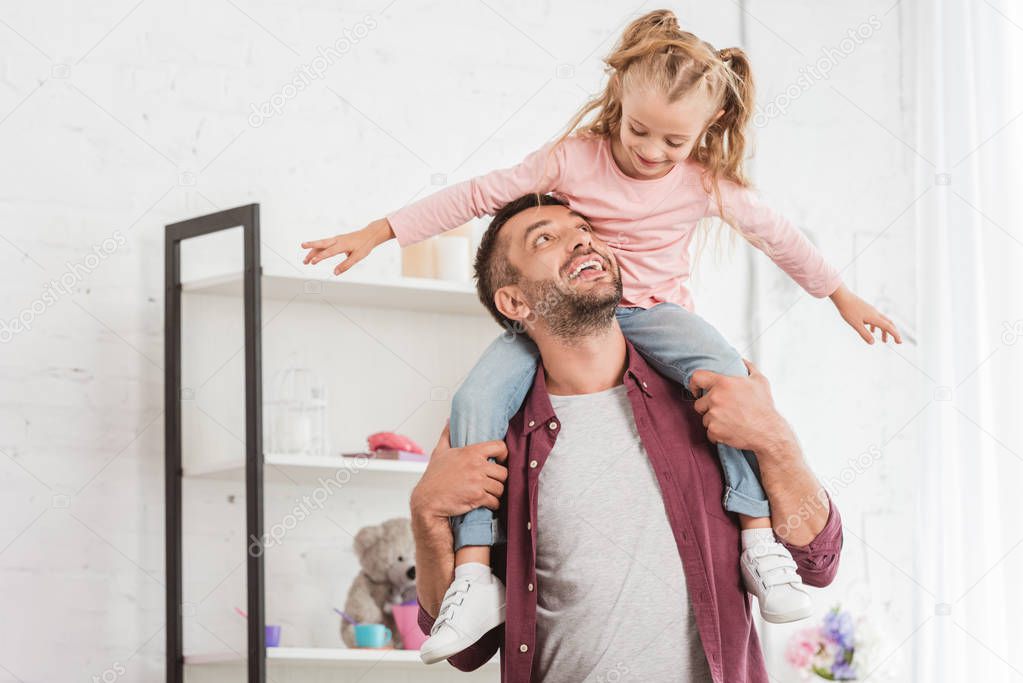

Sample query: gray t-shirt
[533,384,712,682]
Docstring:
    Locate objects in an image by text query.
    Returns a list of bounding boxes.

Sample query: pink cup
[391,601,428,650]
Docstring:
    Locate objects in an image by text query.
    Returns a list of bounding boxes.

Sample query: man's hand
[691,361,833,546]
[689,359,795,457]
[410,424,509,617]
[410,423,509,526]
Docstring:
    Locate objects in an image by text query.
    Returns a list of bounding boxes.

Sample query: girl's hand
[829,284,902,345]
[301,217,395,276]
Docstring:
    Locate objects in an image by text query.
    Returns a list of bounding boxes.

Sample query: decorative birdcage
[265,357,327,457]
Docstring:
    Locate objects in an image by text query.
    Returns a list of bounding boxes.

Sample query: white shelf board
[181,271,486,316]
[184,453,427,485]
[184,646,499,668]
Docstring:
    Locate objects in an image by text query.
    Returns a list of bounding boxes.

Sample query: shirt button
[527,521,531,530]
[519,643,528,653]
[548,421,558,430]
[642,381,648,388]
[529,459,538,468]
[528,420,535,427]
[527,582,534,591]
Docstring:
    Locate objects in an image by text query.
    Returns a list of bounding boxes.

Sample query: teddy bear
[341,516,419,649]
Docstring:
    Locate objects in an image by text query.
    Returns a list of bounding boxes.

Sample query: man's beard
[519,267,623,342]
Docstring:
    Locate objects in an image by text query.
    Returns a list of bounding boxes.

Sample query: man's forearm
[411,510,456,618]
[755,424,830,546]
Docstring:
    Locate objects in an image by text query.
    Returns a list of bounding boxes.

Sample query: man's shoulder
[621,339,710,441]
[506,339,703,439]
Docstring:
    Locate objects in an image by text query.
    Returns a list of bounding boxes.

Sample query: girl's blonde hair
[553,9,756,250]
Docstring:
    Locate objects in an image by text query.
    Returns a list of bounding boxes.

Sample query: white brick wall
[0,1,918,681]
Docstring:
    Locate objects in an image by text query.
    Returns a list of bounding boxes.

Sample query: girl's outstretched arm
[300,140,568,274]
[712,179,901,345]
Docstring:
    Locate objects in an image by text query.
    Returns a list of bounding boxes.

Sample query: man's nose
[568,226,592,251]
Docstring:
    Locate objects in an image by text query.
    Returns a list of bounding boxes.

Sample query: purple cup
[265,625,281,647]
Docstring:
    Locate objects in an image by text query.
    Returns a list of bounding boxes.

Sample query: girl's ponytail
[698,46,755,189]
[695,45,756,224]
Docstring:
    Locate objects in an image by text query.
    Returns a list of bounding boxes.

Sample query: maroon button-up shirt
[418,339,843,682]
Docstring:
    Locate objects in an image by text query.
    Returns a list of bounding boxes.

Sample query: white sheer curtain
[911,0,1023,681]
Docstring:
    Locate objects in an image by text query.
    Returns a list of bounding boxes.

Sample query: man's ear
[494,284,531,325]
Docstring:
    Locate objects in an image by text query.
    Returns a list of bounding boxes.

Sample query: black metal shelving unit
[164,204,265,683]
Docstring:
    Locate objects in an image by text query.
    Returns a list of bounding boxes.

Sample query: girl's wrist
[828,283,851,304]
[368,218,395,246]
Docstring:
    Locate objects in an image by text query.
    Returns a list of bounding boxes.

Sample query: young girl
[303,9,900,664]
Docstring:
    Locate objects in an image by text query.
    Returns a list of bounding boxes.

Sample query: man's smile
[563,252,609,283]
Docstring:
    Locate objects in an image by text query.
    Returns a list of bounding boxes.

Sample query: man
[409,194,843,682]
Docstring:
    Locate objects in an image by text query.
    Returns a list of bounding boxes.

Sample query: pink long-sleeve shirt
[388,134,842,311]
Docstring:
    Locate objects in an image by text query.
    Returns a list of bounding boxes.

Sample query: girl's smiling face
[613,86,723,180]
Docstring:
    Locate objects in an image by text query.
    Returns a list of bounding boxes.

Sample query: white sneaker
[419,574,506,665]
[740,539,813,624]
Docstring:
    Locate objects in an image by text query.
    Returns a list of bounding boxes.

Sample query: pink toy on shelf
[367,432,424,454]
[337,431,429,464]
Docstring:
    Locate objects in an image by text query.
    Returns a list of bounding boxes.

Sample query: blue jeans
[448,303,770,551]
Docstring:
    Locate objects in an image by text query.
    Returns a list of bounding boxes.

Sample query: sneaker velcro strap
[746,542,790,560]
[754,553,791,572]
[443,578,471,600]
[763,565,801,588]
[435,578,472,627]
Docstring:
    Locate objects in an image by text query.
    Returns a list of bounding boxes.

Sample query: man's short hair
[474,193,570,329]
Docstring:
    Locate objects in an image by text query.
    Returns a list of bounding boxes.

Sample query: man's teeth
[568,259,604,280]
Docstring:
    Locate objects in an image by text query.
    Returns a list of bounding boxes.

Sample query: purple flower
[823,608,856,650]
[831,658,858,680]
